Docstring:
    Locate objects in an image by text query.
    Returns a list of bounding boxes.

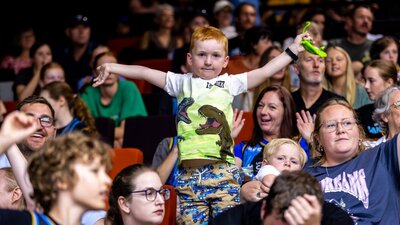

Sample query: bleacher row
[3,100,254,165]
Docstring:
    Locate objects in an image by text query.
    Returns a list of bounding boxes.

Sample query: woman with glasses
[304,98,400,224]
[371,86,400,146]
[105,164,169,225]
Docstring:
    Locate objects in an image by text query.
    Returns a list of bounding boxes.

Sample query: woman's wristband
[285,47,298,61]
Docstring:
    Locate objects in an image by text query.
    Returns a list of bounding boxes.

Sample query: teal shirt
[81,80,147,126]
[353,83,373,109]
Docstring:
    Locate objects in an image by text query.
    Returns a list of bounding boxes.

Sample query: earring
[359,139,364,148]
[318,145,324,153]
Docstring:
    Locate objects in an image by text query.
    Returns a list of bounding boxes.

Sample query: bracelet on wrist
[285,47,298,61]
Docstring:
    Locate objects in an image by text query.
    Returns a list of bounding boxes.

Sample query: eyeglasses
[38,116,54,127]
[130,188,170,202]
[26,113,54,127]
[390,101,400,110]
[319,118,357,133]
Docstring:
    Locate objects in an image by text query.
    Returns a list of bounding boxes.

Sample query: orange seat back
[108,148,144,180]
[105,148,144,210]
[160,184,177,225]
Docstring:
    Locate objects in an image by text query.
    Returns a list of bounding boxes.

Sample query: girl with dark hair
[105,164,169,225]
[13,42,52,101]
[357,59,398,140]
[40,81,97,136]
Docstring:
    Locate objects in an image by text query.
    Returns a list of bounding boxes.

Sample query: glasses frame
[318,118,357,133]
[38,115,54,127]
[390,101,400,110]
[130,187,170,202]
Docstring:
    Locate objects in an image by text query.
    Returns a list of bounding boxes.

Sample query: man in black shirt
[291,51,345,116]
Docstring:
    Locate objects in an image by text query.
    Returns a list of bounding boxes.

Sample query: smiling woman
[233,85,303,184]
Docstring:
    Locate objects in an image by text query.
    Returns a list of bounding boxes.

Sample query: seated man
[210,170,354,225]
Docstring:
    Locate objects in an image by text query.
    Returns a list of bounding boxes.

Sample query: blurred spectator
[357,59,398,140]
[13,42,53,101]
[229,2,257,56]
[329,5,375,76]
[253,46,293,108]
[0,26,35,76]
[129,0,159,14]
[224,26,273,111]
[300,8,327,46]
[371,86,400,146]
[139,4,183,59]
[181,10,210,47]
[78,44,111,93]
[81,52,147,147]
[369,36,400,74]
[213,0,237,39]
[53,13,100,92]
[113,16,132,38]
[324,46,372,109]
[40,81,97,137]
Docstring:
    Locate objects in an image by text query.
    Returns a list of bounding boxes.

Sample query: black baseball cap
[67,13,91,28]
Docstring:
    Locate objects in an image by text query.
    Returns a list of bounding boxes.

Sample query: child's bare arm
[156,144,178,184]
[246,32,310,89]
[261,174,277,190]
[93,63,167,88]
[6,144,36,210]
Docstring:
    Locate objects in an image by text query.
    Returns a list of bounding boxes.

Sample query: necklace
[325,166,330,177]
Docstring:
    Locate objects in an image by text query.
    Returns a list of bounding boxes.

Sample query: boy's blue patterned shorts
[176,161,241,225]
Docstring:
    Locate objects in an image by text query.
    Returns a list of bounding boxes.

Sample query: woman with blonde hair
[324,46,372,109]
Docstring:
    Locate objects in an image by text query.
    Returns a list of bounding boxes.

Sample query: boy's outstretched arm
[93,63,167,88]
[246,32,310,90]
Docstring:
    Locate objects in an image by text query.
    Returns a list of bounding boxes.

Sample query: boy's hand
[289,32,312,55]
[93,63,111,87]
[0,111,38,144]
[231,108,245,139]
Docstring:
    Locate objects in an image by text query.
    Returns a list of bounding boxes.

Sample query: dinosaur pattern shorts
[176,161,241,225]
